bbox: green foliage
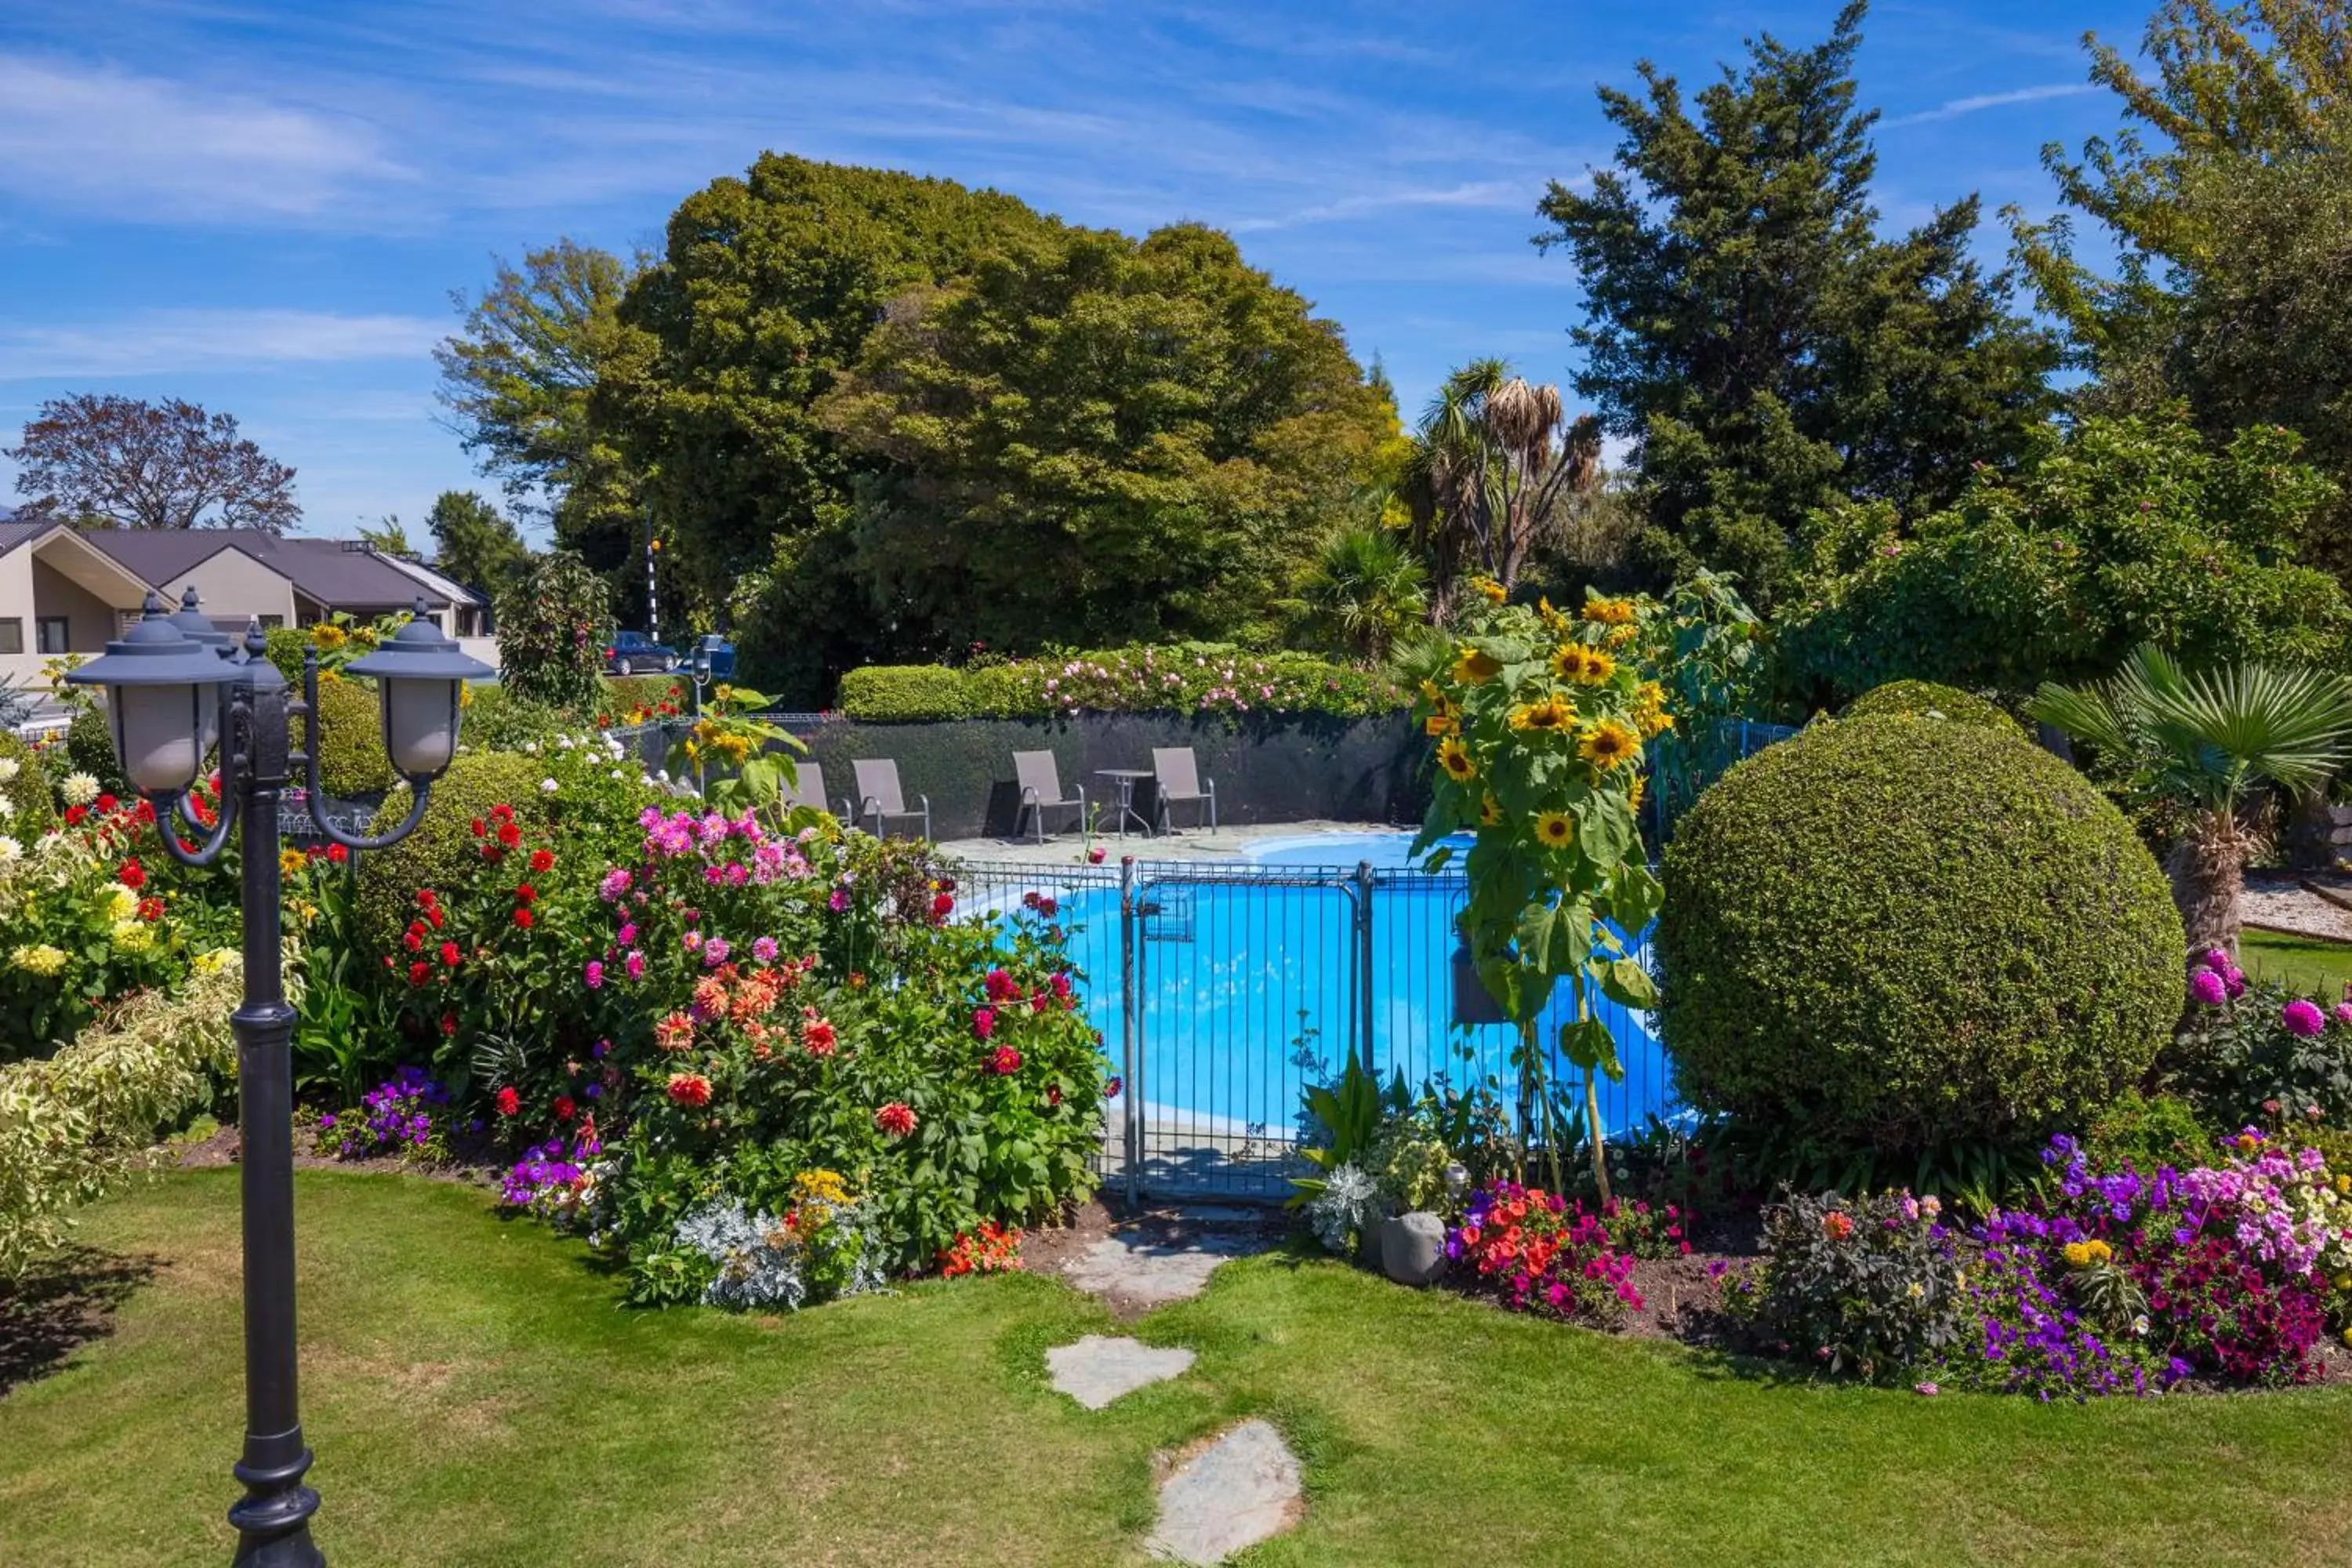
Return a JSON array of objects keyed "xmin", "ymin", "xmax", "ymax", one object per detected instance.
[
  {"xmin": 836, "ymin": 644, "xmax": 1407, "ymax": 723},
  {"xmin": 1290, "ymin": 1058, "xmax": 1394, "ymax": 1209},
  {"xmin": 456, "ymin": 684, "xmax": 572, "ymax": 752},
  {"xmin": 818, "ymin": 222, "xmax": 1391, "ymax": 654},
  {"xmin": 357, "ymin": 750, "xmax": 554, "ymax": 950},
  {"xmin": 1842, "ymin": 680, "xmax": 2021, "ymax": 737},
  {"xmin": 0, "ymin": 954, "xmax": 239, "ymax": 1277},
  {"xmin": 670, "ymin": 685, "xmax": 804, "ymax": 812},
  {"xmin": 0, "ymin": 731, "xmax": 57, "ymax": 839},
  {"xmin": 1534, "ymin": 2, "xmax": 2057, "ymax": 604},
  {"xmin": 598, "ymin": 673, "xmax": 684, "ymax": 722},
  {"xmin": 2083, "ymin": 1091, "xmax": 2212, "ymax": 1175},
  {"xmin": 2171, "ymin": 974, "xmax": 2352, "ymax": 1131},
  {"xmin": 298, "ymin": 676, "xmax": 395, "ymax": 800},
  {"xmin": 1659, "ymin": 714, "xmax": 2183, "ymax": 1157},
  {"xmin": 495, "ymin": 550, "xmax": 612, "ymax": 711},
  {"xmin": 1287, "ymin": 525, "xmax": 1427, "ymax": 663},
  {"xmin": 63, "ymin": 704, "xmax": 120, "ymax": 793},
  {"xmin": 1781, "ymin": 414, "xmax": 2350, "ymax": 702},
  {"xmin": 425, "ymin": 490, "xmax": 531, "ymax": 599}
]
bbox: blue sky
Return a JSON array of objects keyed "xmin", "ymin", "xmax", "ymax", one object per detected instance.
[{"xmin": 1, "ymin": 0, "xmax": 2148, "ymax": 544}]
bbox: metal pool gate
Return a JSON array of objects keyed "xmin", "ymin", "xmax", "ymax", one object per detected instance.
[{"xmin": 956, "ymin": 856, "xmax": 1676, "ymax": 1202}]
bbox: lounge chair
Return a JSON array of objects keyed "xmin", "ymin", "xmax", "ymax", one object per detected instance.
[
  {"xmin": 1152, "ymin": 747, "xmax": 1217, "ymax": 833},
  {"xmin": 760, "ymin": 762, "xmax": 847, "ymax": 833},
  {"xmin": 1012, "ymin": 750, "xmax": 1087, "ymax": 843},
  {"xmin": 851, "ymin": 758, "xmax": 931, "ymax": 840}
]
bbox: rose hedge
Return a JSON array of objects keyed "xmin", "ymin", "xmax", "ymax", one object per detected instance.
[
  {"xmin": 838, "ymin": 642, "xmax": 1407, "ymax": 722},
  {"xmin": 1659, "ymin": 713, "xmax": 2182, "ymax": 1153}
]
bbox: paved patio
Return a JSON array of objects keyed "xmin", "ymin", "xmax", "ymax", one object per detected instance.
[{"xmin": 937, "ymin": 818, "xmax": 1403, "ymax": 865}]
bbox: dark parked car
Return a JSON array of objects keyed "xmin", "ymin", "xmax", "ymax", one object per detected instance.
[
  {"xmin": 603, "ymin": 630, "xmax": 678, "ymax": 676},
  {"xmin": 693, "ymin": 633, "xmax": 736, "ymax": 681}
]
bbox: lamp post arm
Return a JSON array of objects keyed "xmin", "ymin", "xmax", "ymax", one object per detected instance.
[
  {"xmin": 298, "ymin": 650, "xmax": 434, "ymax": 851},
  {"xmin": 305, "ymin": 779, "xmax": 429, "ymax": 852},
  {"xmin": 150, "ymin": 688, "xmax": 247, "ymax": 869}
]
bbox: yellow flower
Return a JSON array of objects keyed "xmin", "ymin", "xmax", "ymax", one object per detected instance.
[
  {"xmin": 289, "ymin": 898, "xmax": 318, "ymax": 925},
  {"xmin": 111, "ymin": 920, "xmax": 152, "ymax": 953},
  {"xmin": 1534, "ymin": 811, "xmax": 1574, "ymax": 849},
  {"xmin": 1425, "ymin": 713, "xmax": 1457, "ymax": 738},
  {"xmin": 715, "ymin": 683, "xmax": 734, "ymax": 703},
  {"xmin": 1419, "ymin": 678, "xmax": 1444, "ymax": 704},
  {"xmin": 1507, "ymin": 695, "xmax": 1575, "ymax": 733},
  {"xmin": 11, "ymin": 943, "xmax": 66, "ymax": 976},
  {"xmin": 1436, "ymin": 737, "xmax": 1475, "ymax": 782},
  {"xmin": 107, "ymin": 886, "xmax": 138, "ymax": 923},
  {"xmin": 683, "ymin": 740, "xmax": 701, "ymax": 760},
  {"xmin": 1536, "ymin": 597, "xmax": 1570, "ymax": 632},
  {"xmin": 318, "ymin": 666, "xmax": 342, "ymax": 684},
  {"xmin": 1569, "ymin": 648, "xmax": 1617, "ymax": 686},
  {"xmin": 1578, "ymin": 720, "xmax": 1640, "ymax": 771},
  {"xmin": 1471, "ymin": 577, "xmax": 1508, "ymax": 604},
  {"xmin": 1479, "ymin": 793, "xmax": 1502, "ymax": 827},
  {"xmin": 2062, "ymin": 1241, "xmax": 2091, "ymax": 1269},
  {"xmin": 794, "ymin": 1168, "xmax": 851, "ymax": 1205},
  {"xmin": 1604, "ymin": 624, "xmax": 1639, "ymax": 650},
  {"xmin": 280, "ymin": 849, "xmax": 308, "ymax": 879},
  {"xmin": 311, "ymin": 623, "xmax": 347, "ymax": 651},
  {"xmin": 1583, "ymin": 596, "xmax": 1637, "ymax": 626},
  {"xmin": 459, "ymin": 683, "xmax": 474, "ymax": 709},
  {"xmin": 1451, "ymin": 647, "xmax": 1502, "ymax": 684},
  {"xmin": 1628, "ymin": 773, "xmax": 1646, "ymax": 811}
]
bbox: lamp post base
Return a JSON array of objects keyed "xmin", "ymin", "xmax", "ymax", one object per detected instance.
[{"xmin": 229, "ymin": 1445, "xmax": 323, "ymax": 1566}]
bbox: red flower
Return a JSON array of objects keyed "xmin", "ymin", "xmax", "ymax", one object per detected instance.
[
  {"xmin": 491, "ymin": 803, "xmax": 514, "ymax": 822},
  {"xmin": 989, "ymin": 1045, "xmax": 1022, "ymax": 1076},
  {"xmin": 403, "ymin": 930, "xmax": 423, "ymax": 953},
  {"xmin": 875, "ymin": 1102, "xmax": 917, "ymax": 1138},
  {"xmin": 96, "ymin": 793, "xmax": 117, "ymax": 813},
  {"xmin": 418, "ymin": 887, "xmax": 438, "ymax": 908},
  {"xmin": 327, "ymin": 843, "xmax": 348, "ymax": 864},
  {"xmin": 553, "ymin": 1095, "xmax": 576, "ymax": 1122},
  {"xmin": 931, "ymin": 892, "xmax": 954, "ymax": 920},
  {"xmin": 495, "ymin": 1086, "xmax": 521, "ymax": 1116},
  {"xmin": 427, "ymin": 907, "xmax": 445, "ymax": 928},
  {"xmin": 137, "ymin": 897, "xmax": 164, "ymax": 920},
  {"xmin": 497, "ymin": 821, "xmax": 521, "ymax": 848},
  {"xmin": 470, "ymin": 818, "xmax": 487, "ymax": 838},
  {"xmin": 972, "ymin": 1007, "xmax": 996, "ymax": 1040},
  {"xmin": 64, "ymin": 805, "xmax": 85, "ymax": 826},
  {"xmin": 439, "ymin": 941, "xmax": 462, "ymax": 967},
  {"xmin": 116, "ymin": 861, "xmax": 145, "ymax": 892},
  {"xmin": 513, "ymin": 908, "xmax": 534, "ymax": 929},
  {"xmin": 408, "ymin": 960, "xmax": 430, "ymax": 986},
  {"xmin": 1047, "ymin": 1083, "xmax": 1062, "ymax": 1106},
  {"xmin": 529, "ymin": 848, "xmax": 555, "ymax": 873},
  {"xmin": 984, "ymin": 967, "xmax": 1018, "ymax": 1001},
  {"xmin": 440, "ymin": 1013, "xmax": 458, "ymax": 1036},
  {"xmin": 666, "ymin": 1072, "xmax": 713, "ymax": 1108},
  {"xmin": 804, "ymin": 1018, "xmax": 838, "ymax": 1056},
  {"xmin": 132, "ymin": 800, "xmax": 156, "ymax": 825},
  {"xmin": 514, "ymin": 883, "xmax": 537, "ymax": 903}
]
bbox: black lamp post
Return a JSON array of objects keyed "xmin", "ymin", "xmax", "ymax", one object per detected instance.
[{"xmin": 67, "ymin": 593, "xmax": 489, "ymax": 1566}]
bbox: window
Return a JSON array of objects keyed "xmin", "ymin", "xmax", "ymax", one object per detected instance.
[
  {"xmin": 35, "ymin": 617, "xmax": 67, "ymax": 655},
  {"xmin": 257, "ymin": 615, "xmax": 285, "ymax": 630},
  {"xmin": 0, "ymin": 619, "xmax": 22, "ymax": 655}
]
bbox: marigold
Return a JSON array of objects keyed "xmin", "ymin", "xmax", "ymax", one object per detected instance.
[
  {"xmin": 1534, "ymin": 811, "xmax": 1575, "ymax": 849},
  {"xmin": 1436, "ymin": 737, "xmax": 1475, "ymax": 782}
]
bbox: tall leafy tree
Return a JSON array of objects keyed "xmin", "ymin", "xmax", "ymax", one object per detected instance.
[
  {"xmin": 1534, "ymin": 1, "xmax": 2057, "ymax": 604},
  {"xmin": 6, "ymin": 394, "xmax": 299, "ymax": 532},
  {"xmin": 425, "ymin": 490, "xmax": 531, "ymax": 599},
  {"xmin": 356, "ymin": 516, "xmax": 414, "ymax": 555},
  {"xmin": 1287, "ymin": 525, "xmax": 1428, "ymax": 664},
  {"xmin": 2011, "ymin": 0, "xmax": 2352, "ymax": 568},
  {"xmin": 434, "ymin": 240, "xmax": 648, "ymax": 607},
  {"xmin": 816, "ymin": 223, "xmax": 1391, "ymax": 656}
]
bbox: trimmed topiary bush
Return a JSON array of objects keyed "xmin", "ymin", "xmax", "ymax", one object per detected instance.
[
  {"xmin": 358, "ymin": 751, "xmax": 552, "ymax": 949},
  {"xmin": 298, "ymin": 676, "xmax": 395, "ymax": 800},
  {"xmin": 1842, "ymin": 679, "xmax": 2024, "ymax": 738},
  {"xmin": 64, "ymin": 703, "xmax": 121, "ymax": 793},
  {"xmin": 458, "ymin": 685, "xmax": 571, "ymax": 752},
  {"xmin": 0, "ymin": 730, "xmax": 57, "ymax": 839},
  {"xmin": 837, "ymin": 665, "xmax": 973, "ymax": 722},
  {"xmin": 1658, "ymin": 713, "xmax": 2182, "ymax": 1156}
]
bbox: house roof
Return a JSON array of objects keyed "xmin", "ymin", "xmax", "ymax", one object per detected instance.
[
  {"xmin": 0, "ymin": 519, "xmax": 53, "ymax": 556},
  {"xmin": 366, "ymin": 550, "xmax": 489, "ymax": 608},
  {"xmin": 76, "ymin": 529, "xmax": 448, "ymax": 612}
]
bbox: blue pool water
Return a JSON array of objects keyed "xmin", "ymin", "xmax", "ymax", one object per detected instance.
[{"xmin": 976, "ymin": 832, "xmax": 1673, "ymax": 1142}]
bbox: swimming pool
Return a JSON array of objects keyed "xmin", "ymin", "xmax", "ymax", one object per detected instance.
[{"xmin": 967, "ymin": 831, "xmax": 1674, "ymax": 1167}]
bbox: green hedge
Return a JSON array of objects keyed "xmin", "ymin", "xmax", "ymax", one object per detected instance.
[
  {"xmin": 837, "ymin": 644, "xmax": 1407, "ymax": 723},
  {"xmin": 358, "ymin": 751, "xmax": 555, "ymax": 949},
  {"xmin": 0, "ymin": 730, "xmax": 56, "ymax": 838},
  {"xmin": 1842, "ymin": 679, "xmax": 2024, "ymax": 738},
  {"xmin": 299, "ymin": 676, "xmax": 396, "ymax": 800},
  {"xmin": 1658, "ymin": 713, "xmax": 2182, "ymax": 1156}
]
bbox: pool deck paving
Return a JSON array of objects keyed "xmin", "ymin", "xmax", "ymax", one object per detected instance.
[{"xmin": 939, "ymin": 819, "xmax": 1406, "ymax": 866}]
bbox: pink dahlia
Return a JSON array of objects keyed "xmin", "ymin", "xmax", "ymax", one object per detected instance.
[{"xmin": 2283, "ymin": 998, "xmax": 2327, "ymax": 1038}]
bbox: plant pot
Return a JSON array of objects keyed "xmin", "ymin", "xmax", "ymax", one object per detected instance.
[{"xmin": 1381, "ymin": 1211, "xmax": 1447, "ymax": 1286}]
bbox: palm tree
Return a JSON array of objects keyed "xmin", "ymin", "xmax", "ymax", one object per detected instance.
[
  {"xmin": 2027, "ymin": 645, "xmax": 2352, "ymax": 955},
  {"xmin": 1293, "ymin": 527, "xmax": 1428, "ymax": 662},
  {"xmin": 1399, "ymin": 359, "xmax": 1602, "ymax": 620}
]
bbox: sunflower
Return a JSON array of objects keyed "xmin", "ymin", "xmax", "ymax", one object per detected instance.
[
  {"xmin": 1549, "ymin": 644, "xmax": 1590, "ymax": 681},
  {"xmin": 1419, "ymin": 678, "xmax": 1445, "ymax": 704},
  {"xmin": 278, "ymin": 848, "xmax": 307, "ymax": 879},
  {"xmin": 1632, "ymin": 681, "xmax": 1675, "ymax": 738},
  {"xmin": 1571, "ymin": 648, "xmax": 1617, "ymax": 686},
  {"xmin": 1472, "ymin": 576, "xmax": 1508, "ymax": 604},
  {"xmin": 1479, "ymin": 793, "xmax": 1503, "ymax": 827},
  {"xmin": 1508, "ymin": 695, "xmax": 1575, "ymax": 733},
  {"xmin": 1536, "ymin": 597, "xmax": 1570, "ymax": 632},
  {"xmin": 1437, "ymin": 737, "xmax": 1476, "ymax": 782},
  {"xmin": 1452, "ymin": 647, "xmax": 1503, "ymax": 684},
  {"xmin": 1579, "ymin": 719, "xmax": 1640, "ymax": 770},
  {"xmin": 1583, "ymin": 597, "xmax": 1637, "ymax": 626},
  {"xmin": 1628, "ymin": 773, "xmax": 1646, "ymax": 811},
  {"xmin": 1425, "ymin": 711, "xmax": 1457, "ymax": 738},
  {"xmin": 1534, "ymin": 810, "xmax": 1575, "ymax": 849},
  {"xmin": 1604, "ymin": 623, "xmax": 1639, "ymax": 650}
]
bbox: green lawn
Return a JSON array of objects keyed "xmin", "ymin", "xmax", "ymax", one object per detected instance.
[
  {"xmin": 2241, "ymin": 927, "xmax": 2352, "ymax": 999},
  {"xmin": 6, "ymin": 1172, "xmax": 2352, "ymax": 1566}
]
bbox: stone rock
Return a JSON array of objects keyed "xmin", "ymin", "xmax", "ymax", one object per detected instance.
[
  {"xmin": 1147, "ymin": 1419, "xmax": 1303, "ymax": 1564},
  {"xmin": 1381, "ymin": 1211, "xmax": 1447, "ymax": 1285},
  {"xmin": 1062, "ymin": 1230, "xmax": 1265, "ymax": 1311},
  {"xmin": 1045, "ymin": 1334, "xmax": 1196, "ymax": 1410}
]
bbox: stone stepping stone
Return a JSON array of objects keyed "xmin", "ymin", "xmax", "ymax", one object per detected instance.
[
  {"xmin": 1062, "ymin": 1231, "xmax": 1265, "ymax": 1312},
  {"xmin": 1045, "ymin": 1334, "xmax": 1196, "ymax": 1410},
  {"xmin": 1146, "ymin": 1418, "xmax": 1304, "ymax": 1565}
]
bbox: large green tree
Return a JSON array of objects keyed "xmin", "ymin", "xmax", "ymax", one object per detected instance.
[
  {"xmin": 425, "ymin": 490, "xmax": 531, "ymax": 600},
  {"xmin": 1534, "ymin": 1, "xmax": 2057, "ymax": 605},
  {"xmin": 2012, "ymin": 1, "xmax": 2352, "ymax": 569},
  {"xmin": 1778, "ymin": 412, "xmax": 2351, "ymax": 704},
  {"xmin": 816, "ymin": 223, "xmax": 1389, "ymax": 655}
]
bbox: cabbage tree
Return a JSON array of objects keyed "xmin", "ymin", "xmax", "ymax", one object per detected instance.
[{"xmin": 2027, "ymin": 645, "xmax": 2352, "ymax": 955}]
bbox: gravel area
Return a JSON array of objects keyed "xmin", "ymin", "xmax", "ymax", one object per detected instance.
[{"xmin": 2243, "ymin": 871, "xmax": 2352, "ymax": 942}]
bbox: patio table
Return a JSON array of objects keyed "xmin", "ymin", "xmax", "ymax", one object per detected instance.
[{"xmin": 1094, "ymin": 769, "xmax": 1156, "ymax": 837}]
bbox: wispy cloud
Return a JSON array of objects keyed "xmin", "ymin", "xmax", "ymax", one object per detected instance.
[
  {"xmin": 1881, "ymin": 82, "xmax": 2099, "ymax": 129},
  {"xmin": 0, "ymin": 310, "xmax": 445, "ymax": 379},
  {"xmin": 1229, "ymin": 180, "xmax": 1531, "ymax": 233},
  {"xmin": 0, "ymin": 54, "xmax": 419, "ymax": 223}
]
